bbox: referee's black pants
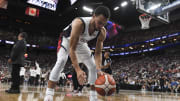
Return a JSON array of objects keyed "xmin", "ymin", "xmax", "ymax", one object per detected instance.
[{"xmin": 11, "ymin": 64, "xmax": 21, "ymax": 90}]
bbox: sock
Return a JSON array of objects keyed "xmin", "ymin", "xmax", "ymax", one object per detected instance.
[
  {"xmin": 45, "ymin": 88, "xmax": 55, "ymax": 96},
  {"xmin": 89, "ymin": 90, "xmax": 97, "ymax": 101}
]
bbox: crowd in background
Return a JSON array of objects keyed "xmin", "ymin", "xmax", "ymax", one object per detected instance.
[
  {"xmin": 112, "ymin": 52, "xmax": 180, "ymax": 93},
  {"xmin": 103, "ymin": 19, "xmax": 180, "ymax": 47},
  {"xmin": 0, "ymin": 50, "xmax": 72, "ymax": 88},
  {"xmin": 0, "ymin": 29, "xmax": 58, "ymax": 47}
]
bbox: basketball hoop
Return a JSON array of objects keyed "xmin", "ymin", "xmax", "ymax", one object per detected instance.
[{"xmin": 139, "ymin": 13, "xmax": 152, "ymax": 30}]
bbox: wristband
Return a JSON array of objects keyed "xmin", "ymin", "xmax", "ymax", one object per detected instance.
[{"xmin": 96, "ymin": 69, "xmax": 101, "ymax": 73}]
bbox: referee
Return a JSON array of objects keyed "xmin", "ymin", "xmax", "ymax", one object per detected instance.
[
  {"xmin": 101, "ymin": 52, "xmax": 112, "ymax": 75},
  {"xmin": 5, "ymin": 32, "xmax": 27, "ymax": 94}
]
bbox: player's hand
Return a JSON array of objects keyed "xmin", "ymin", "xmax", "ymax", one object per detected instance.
[
  {"xmin": 8, "ymin": 59, "xmax": 12, "ymax": 63},
  {"xmin": 97, "ymin": 69, "xmax": 106, "ymax": 77},
  {"xmin": 76, "ymin": 68, "xmax": 87, "ymax": 85}
]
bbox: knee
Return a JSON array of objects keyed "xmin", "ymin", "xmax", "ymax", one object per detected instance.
[
  {"xmin": 49, "ymin": 60, "xmax": 66, "ymax": 82},
  {"xmin": 49, "ymin": 72, "xmax": 60, "ymax": 82}
]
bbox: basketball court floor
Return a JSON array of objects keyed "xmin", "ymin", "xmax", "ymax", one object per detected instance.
[{"xmin": 0, "ymin": 83, "xmax": 180, "ymax": 101}]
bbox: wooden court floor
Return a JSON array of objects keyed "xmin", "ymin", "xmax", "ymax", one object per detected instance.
[{"xmin": 0, "ymin": 83, "xmax": 180, "ymax": 101}]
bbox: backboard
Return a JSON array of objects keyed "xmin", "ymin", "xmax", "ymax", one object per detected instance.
[{"xmin": 136, "ymin": 0, "xmax": 170, "ymax": 24}]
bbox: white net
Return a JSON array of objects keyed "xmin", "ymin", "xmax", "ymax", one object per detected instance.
[{"xmin": 139, "ymin": 14, "xmax": 152, "ymax": 29}]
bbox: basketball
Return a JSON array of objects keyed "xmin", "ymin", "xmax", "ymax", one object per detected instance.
[{"xmin": 95, "ymin": 74, "xmax": 116, "ymax": 96}]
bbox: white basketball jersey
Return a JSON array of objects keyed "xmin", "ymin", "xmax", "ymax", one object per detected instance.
[
  {"xmin": 63, "ymin": 17, "xmax": 100, "ymax": 44},
  {"xmin": 78, "ymin": 17, "xmax": 100, "ymax": 44}
]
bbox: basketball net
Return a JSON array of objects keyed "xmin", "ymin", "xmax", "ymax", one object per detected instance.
[{"xmin": 139, "ymin": 13, "xmax": 152, "ymax": 30}]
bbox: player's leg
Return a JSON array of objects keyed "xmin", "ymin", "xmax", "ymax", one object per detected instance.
[
  {"xmin": 83, "ymin": 57, "xmax": 98, "ymax": 101},
  {"xmin": 76, "ymin": 43, "xmax": 98, "ymax": 100},
  {"xmin": 44, "ymin": 47, "xmax": 68, "ymax": 101},
  {"xmin": 76, "ymin": 43, "xmax": 97, "ymax": 85}
]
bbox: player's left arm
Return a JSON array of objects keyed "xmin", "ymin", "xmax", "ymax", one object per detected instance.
[{"xmin": 95, "ymin": 27, "xmax": 106, "ymax": 71}]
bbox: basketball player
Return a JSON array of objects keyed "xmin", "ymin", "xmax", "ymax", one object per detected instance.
[
  {"xmin": 44, "ymin": 6, "xmax": 111, "ymax": 101},
  {"xmin": 101, "ymin": 51, "xmax": 112, "ymax": 75}
]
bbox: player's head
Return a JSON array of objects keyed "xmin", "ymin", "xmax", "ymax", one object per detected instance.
[
  {"xmin": 93, "ymin": 6, "xmax": 111, "ymax": 30},
  {"xmin": 18, "ymin": 32, "xmax": 27, "ymax": 40},
  {"xmin": 104, "ymin": 51, "xmax": 110, "ymax": 58}
]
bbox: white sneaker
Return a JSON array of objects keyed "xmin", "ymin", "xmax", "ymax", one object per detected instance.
[
  {"xmin": 44, "ymin": 94, "xmax": 53, "ymax": 101},
  {"xmin": 78, "ymin": 91, "xmax": 82, "ymax": 96}
]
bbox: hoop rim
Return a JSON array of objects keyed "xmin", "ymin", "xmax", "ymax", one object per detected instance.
[
  {"xmin": 139, "ymin": 13, "xmax": 152, "ymax": 20},
  {"xmin": 139, "ymin": 13, "xmax": 152, "ymax": 29},
  {"xmin": 140, "ymin": 13, "xmax": 147, "ymax": 17}
]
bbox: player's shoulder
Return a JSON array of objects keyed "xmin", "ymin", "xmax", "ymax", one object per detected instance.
[
  {"xmin": 72, "ymin": 17, "xmax": 84, "ymax": 26},
  {"xmin": 100, "ymin": 27, "xmax": 106, "ymax": 34},
  {"xmin": 99, "ymin": 27, "xmax": 106, "ymax": 39}
]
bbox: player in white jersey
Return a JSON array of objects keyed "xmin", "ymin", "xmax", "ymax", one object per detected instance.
[{"xmin": 44, "ymin": 6, "xmax": 111, "ymax": 101}]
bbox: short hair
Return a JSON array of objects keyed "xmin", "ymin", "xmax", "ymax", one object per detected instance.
[
  {"xmin": 19, "ymin": 32, "xmax": 27, "ymax": 39},
  {"xmin": 94, "ymin": 6, "xmax": 111, "ymax": 19}
]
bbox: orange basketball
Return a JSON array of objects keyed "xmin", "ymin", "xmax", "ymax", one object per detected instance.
[{"xmin": 95, "ymin": 74, "xmax": 116, "ymax": 96}]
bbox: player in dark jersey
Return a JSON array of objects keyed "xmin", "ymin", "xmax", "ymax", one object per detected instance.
[{"xmin": 101, "ymin": 52, "xmax": 112, "ymax": 75}]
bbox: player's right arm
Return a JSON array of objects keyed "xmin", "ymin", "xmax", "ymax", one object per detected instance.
[{"xmin": 69, "ymin": 18, "xmax": 86, "ymax": 85}]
